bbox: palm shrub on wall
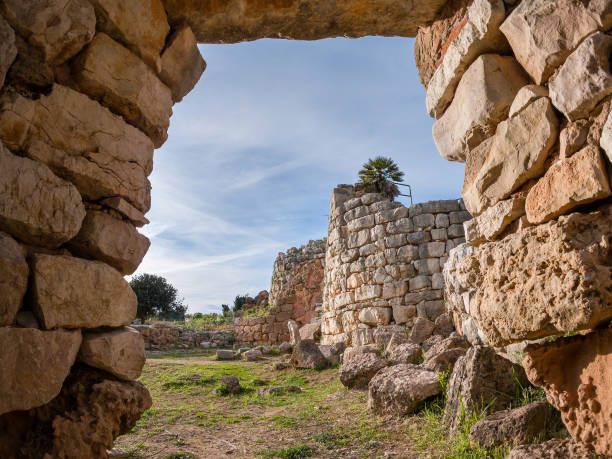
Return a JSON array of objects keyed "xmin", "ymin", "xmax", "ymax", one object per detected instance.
[{"xmin": 359, "ymin": 156, "xmax": 404, "ymax": 199}]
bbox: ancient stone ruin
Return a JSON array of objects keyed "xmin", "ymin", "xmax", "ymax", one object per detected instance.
[
  {"xmin": 1, "ymin": 0, "xmax": 612, "ymax": 456},
  {"xmin": 235, "ymin": 239, "xmax": 325, "ymax": 345}
]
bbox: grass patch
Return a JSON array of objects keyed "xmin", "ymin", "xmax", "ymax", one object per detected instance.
[
  {"xmin": 163, "ymin": 453, "xmax": 195, "ymax": 459},
  {"xmin": 257, "ymin": 444, "xmax": 316, "ymax": 458}
]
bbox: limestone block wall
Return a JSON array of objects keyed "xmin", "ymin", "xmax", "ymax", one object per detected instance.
[
  {"xmin": 417, "ymin": 0, "xmax": 612, "ymax": 454},
  {"xmin": 0, "ymin": 1, "xmax": 205, "ymax": 456},
  {"xmin": 235, "ymin": 239, "xmax": 326, "ymax": 345},
  {"xmin": 133, "ymin": 324, "xmax": 235, "ymax": 349},
  {"xmin": 321, "ymin": 185, "xmax": 469, "ymax": 347}
]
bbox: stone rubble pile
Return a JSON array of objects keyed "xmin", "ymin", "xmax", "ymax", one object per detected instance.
[{"xmin": 0, "ymin": 0, "xmax": 205, "ymax": 455}]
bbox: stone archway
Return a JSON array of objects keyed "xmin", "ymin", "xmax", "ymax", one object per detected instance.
[{"xmin": 1, "ymin": 0, "xmax": 612, "ymax": 456}]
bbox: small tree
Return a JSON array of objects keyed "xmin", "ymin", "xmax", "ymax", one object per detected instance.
[
  {"xmin": 358, "ymin": 156, "xmax": 404, "ymax": 198},
  {"xmin": 129, "ymin": 273, "xmax": 188, "ymax": 322},
  {"xmin": 233, "ymin": 294, "xmax": 250, "ymax": 313}
]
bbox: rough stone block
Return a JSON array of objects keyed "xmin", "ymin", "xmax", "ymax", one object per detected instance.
[
  {"xmin": 100, "ymin": 197, "xmax": 149, "ymax": 227},
  {"xmin": 406, "ymin": 231, "xmax": 430, "ymax": 245},
  {"xmin": 500, "ymin": 0, "xmax": 612, "ymax": 84},
  {"xmin": 386, "ymin": 217, "xmax": 413, "ymax": 234},
  {"xmin": 392, "ymin": 304, "xmax": 416, "ymax": 325},
  {"xmin": 430, "ymin": 228, "xmax": 447, "ymax": 241},
  {"xmin": 355, "ymin": 285, "xmax": 381, "ymax": 302},
  {"xmin": 526, "ymin": 146, "xmax": 611, "ymax": 224},
  {"xmin": 549, "ymin": 32, "xmax": 612, "ymax": 121},
  {"xmin": 414, "ymin": 258, "xmax": 441, "ymax": 275},
  {"xmin": 73, "ymin": 33, "xmax": 173, "ymax": 147},
  {"xmin": 78, "ymin": 327, "xmax": 145, "ymax": 381},
  {"xmin": 411, "ymin": 317, "xmax": 435, "ymax": 344},
  {"xmin": 464, "ymin": 197, "xmax": 525, "ymax": 246},
  {"xmin": 339, "ymin": 353, "xmax": 389, "ymax": 389},
  {"xmin": 508, "ymin": 85, "xmax": 549, "ymax": 118},
  {"xmin": 382, "ymin": 280, "xmax": 408, "ymax": 299},
  {"xmin": 435, "ymin": 213, "xmax": 450, "ymax": 228},
  {"xmin": 0, "ymin": 16, "xmax": 17, "ymax": 89},
  {"xmin": 358, "ymin": 307, "xmax": 391, "ymax": 326},
  {"xmin": 0, "ymin": 84, "xmax": 154, "ymax": 213},
  {"xmin": 0, "ymin": 141, "xmax": 85, "ymax": 247},
  {"xmin": 433, "ymin": 54, "xmax": 529, "ymax": 162},
  {"xmin": 348, "ymin": 214, "xmax": 375, "ymax": 232},
  {"xmin": 426, "ymin": 0, "xmax": 509, "ymax": 118},
  {"xmin": 31, "ymin": 254, "xmax": 137, "ymax": 329},
  {"xmin": 409, "ymin": 275, "xmax": 431, "ymax": 292},
  {"xmin": 0, "ymin": 328, "xmax": 81, "ymax": 415},
  {"xmin": 384, "ymin": 234, "xmax": 406, "ymax": 248},
  {"xmin": 89, "ymin": 0, "xmax": 169, "ymax": 71},
  {"xmin": 413, "ymin": 213, "xmax": 435, "ymax": 229},
  {"xmin": 417, "ymin": 300, "xmax": 445, "ymax": 321},
  {"xmin": 0, "ymin": 232, "xmax": 28, "ymax": 326},
  {"xmin": 463, "ymin": 97, "xmax": 558, "ymax": 216},
  {"xmin": 419, "ymin": 241, "xmax": 446, "ymax": 259},
  {"xmin": 0, "ymin": 0, "xmax": 95, "ymax": 64},
  {"xmin": 68, "ymin": 210, "xmax": 150, "ymax": 275}
]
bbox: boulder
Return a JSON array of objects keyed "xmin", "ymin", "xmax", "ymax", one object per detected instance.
[
  {"xmin": 216, "ymin": 350, "xmax": 234, "ymax": 360},
  {"xmin": 426, "ymin": 0, "xmax": 509, "ymax": 118},
  {"xmin": 422, "ymin": 334, "xmax": 469, "ymax": 372},
  {"xmin": 549, "ymin": 32, "xmax": 612, "ymax": 121},
  {"xmin": 30, "ymin": 254, "xmax": 137, "ymax": 329},
  {"xmin": 291, "ymin": 339, "xmax": 328, "ymax": 369},
  {"xmin": 88, "ymin": 0, "xmax": 169, "ymax": 71},
  {"xmin": 526, "ymin": 146, "xmax": 611, "ymax": 224},
  {"xmin": 257, "ymin": 385, "xmax": 302, "ymax": 397},
  {"xmin": 0, "ymin": 84, "xmax": 154, "ymax": 213},
  {"xmin": 0, "ymin": 366, "xmax": 151, "ymax": 458},
  {"xmin": 410, "ymin": 317, "xmax": 435, "ymax": 344},
  {"xmin": 464, "ymin": 197, "xmax": 525, "ymax": 246},
  {"xmin": 78, "ymin": 327, "xmax": 145, "ymax": 381},
  {"xmin": 298, "ymin": 322, "xmax": 321, "ymax": 342},
  {"xmin": 433, "ymin": 313, "xmax": 455, "ymax": 337},
  {"xmin": 469, "ymin": 402, "xmax": 558, "ymax": 448},
  {"xmin": 0, "ymin": 16, "xmax": 17, "ymax": 89},
  {"xmin": 432, "ymin": 54, "xmax": 529, "ymax": 162},
  {"xmin": 444, "ymin": 346, "xmax": 529, "ymax": 431},
  {"xmin": 339, "ymin": 353, "xmax": 389, "ymax": 389},
  {"xmin": 273, "ymin": 362, "xmax": 289, "ymax": 371},
  {"xmin": 244, "ymin": 349, "xmax": 262, "ymax": 361},
  {"xmin": 508, "ymin": 85, "xmax": 549, "ymax": 118},
  {"xmin": 506, "ymin": 438, "xmax": 596, "ymax": 459},
  {"xmin": 0, "ymin": 232, "xmax": 28, "ymax": 326},
  {"xmin": 387, "ymin": 343, "xmax": 422, "ymax": 365},
  {"xmin": 0, "ymin": 0, "xmax": 95, "ymax": 64},
  {"xmin": 343, "ymin": 345, "xmax": 380, "ymax": 363},
  {"xmin": 0, "ymin": 142, "xmax": 85, "ymax": 248},
  {"xmin": 561, "ymin": 120, "xmax": 589, "ymax": 159},
  {"xmin": 99, "ymin": 197, "xmax": 149, "ymax": 227},
  {"xmin": 499, "ymin": 0, "xmax": 612, "ymax": 84},
  {"xmin": 453, "ymin": 207, "xmax": 612, "ymax": 346},
  {"xmin": 523, "ymin": 328, "xmax": 612, "ymax": 456},
  {"xmin": 221, "ymin": 375, "xmax": 241, "ymax": 394},
  {"xmin": 68, "ymin": 211, "xmax": 150, "ymax": 275},
  {"xmin": 278, "ymin": 342, "xmax": 292, "ymax": 354},
  {"xmin": 463, "ymin": 97, "xmax": 558, "ymax": 216},
  {"xmin": 384, "ymin": 332, "xmax": 412, "ymax": 354},
  {"xmin": 368, "ymin": 364, "xmax": 440, "ymax": 416},
  {"xmin": 320, "ymin": 342, "xmax": 345, "ymax": 365},
  {"xmin": 0, "ymin": 328, "xmax": 82, "ymax": 415},
  {"xmin": 72, "ymin": 33, "xmax": 173, "ymax": 147},
  {"xmin": 160, "ymin": 25, "xmax": 206, "ymax": 102}
]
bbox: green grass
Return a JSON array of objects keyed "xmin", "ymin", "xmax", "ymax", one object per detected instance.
[{"xmin": 257, "ymin": 444, "xmax": 316, "ymax": 458}]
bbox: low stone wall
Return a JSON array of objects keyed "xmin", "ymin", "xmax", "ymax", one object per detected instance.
[
  {"xmin": 132, "ymin": 324, "xmax": 234, "ymax": 349},
  {"xmin": 321, "ymin": 186, "xmax": 469, "ymax": 347},
  {"xmin": 235, "ymin": 240, "xmax": 326, "ymax": 345}
]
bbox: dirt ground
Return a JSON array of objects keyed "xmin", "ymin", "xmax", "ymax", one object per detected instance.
[{"xmin": 113, "ymin": 348, "xmax": 505, "ymax": 459}]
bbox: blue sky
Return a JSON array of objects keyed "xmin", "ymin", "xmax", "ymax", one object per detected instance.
[{"xmin": 134, "ymin": 36, "xmax": 465, "ymax": 314}]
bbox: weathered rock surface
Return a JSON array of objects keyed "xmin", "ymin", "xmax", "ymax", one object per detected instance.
[
  {"xmin": 523, "ymin": 328, "xmax": 612, "ymax": 456},
  {"xmin": 0, "ymin": 327, "xmax": 81, "ymax": 415},
  {"xmin": 0, "ymin": 141, "xmax": 85, "ymax": 247},
  {"xmin": 469, "ymin": 402, "xmax": 558, "ymax": 448},
  {"xmin": 444, "ymin": 346, "xmax": 528, "ymax": 431},
  {"xmin": 426, "ymin": 0, "xmax": 508, "ymax": 118},
  {"xmin": 31, "ymin": 254, "xmax": 137, "ymax": 329},
  {"xmin": 0, "ymin": 16, "xmax": 17, "ymax": 89},
  {"xmin": 339, "ymin": 352, "xmax": 389, "ymax": 389},
  {"xmin": 500, "ymin": 0, "xmax": 612, "ymax": 84},
  {"xmin": 368, "ymin": 364, "xmax": 440, "ymax": 416},
  {"xmin": 410, "ymin": 317, "xmax": 435, "ymax": 344},
  {"xmin": 100, "ymin": 197, "xmax": 149, "ymax": 227},
  {"xmin": 0, "ymin": 84, "xmax": 154, "ymax": 213},
  {"xmin": 164, "ymin": 0, "xmax": 448, "ymax": 43},
  {"xmin": 526, "ymin": 146, "xmax": 611, "ymax": 225},
  {"xmin": 73, "ymin": 33, "xmax": 173, "ymax": 147},
  {"xmin": 358, "ymin": 307, "xmax": 392, "ymax": 326},
  {"xmin": 0, "ymin": 232, "xmax": 28, "ymax": 326},
  {"xmin": 0, "ymin": 366, "xmax": 151, "ymax": 458},
  {"xmin": 319, "ymin": 342, "xmax": 344, "ymax": 365},
  {"xmin": 423, "ymin": 334, "xmax": 469, "ymax": 372},
  {"xmin": 299, "ymin": 322, "xmax": 321, "ymax": 341},
  {"xmin": 561, "ymin": 119, "xmax": 590, "ymax": 159},
  {"xmin": 387, "ymin": 343, "xmax": 422, "ymax": 365},
  {"xmin": 88, "ymin": 0, "xmax": 169, "ymax": 71},
  {"xmin": 217, "ymin": 349, "xmax": 235, "ymax": 360},
  {"xmin": 464, "ymin": 197, "xmax": 525, "ymax": 246},
  {"xmin": 433, "ymin": 54, "xmax": 529, "ymax": 162},
  {"xmin": 160, "ymin": 25, "xmax": 206, "ymax": 102},
  {"xmin": 343, "ymin": 345, "xmax": 380, "ymax": 363},
  {"xmin": 245, "ymin": 349, "xmax": 262, "ymax": 361},
  {"xmin": 549, "ymin": 32, "xmax": 612, "ymax": 121},
  {"xmin": 68, "ymin": 210, "xmax": 150, "ymax": 275},
  {"xmin": 0, "ymin": 0, "xmax": 95, "ymax": 65},
  {"xmin": 507, "ymin": 438, "xmax": 596, "ymax": 459},
  {"xmin": 291, "ymin": 339, "xmax": 328, "ymax": 369},
  {"xmin": 78, "ymin": 327, "xmax": 146, "ymax": 381},
  {"xmin": 221, "ymin": 375, "xmax": 241, "ymax": 394},
  {"xmin": 463, "ymin": 97, "xmax": 558, "ymax": 216},
  {"xmin": 508, "ymin": 85, "xmax": 549, "ymax": 118},
  {"xmin": 454, "ymin": 207, "xmax": 612, "ymax": 346}
]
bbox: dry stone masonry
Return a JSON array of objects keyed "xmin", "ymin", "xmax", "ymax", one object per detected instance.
[
  {"xmin": 321, "ymin": 184, "xmax": 469, "ymax": 349},
  {"xmin": 5, "ymin": 0, "xmax": 612, "ymax": 455},
  {"xmin": 235, "ymin": 239, "xmax": 326, "ymax": 345}
]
